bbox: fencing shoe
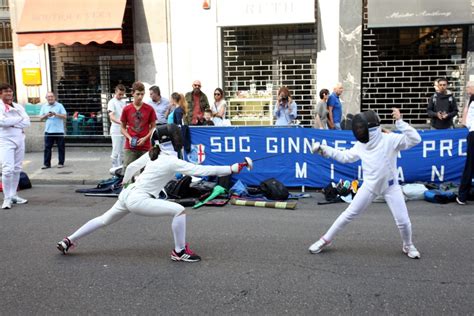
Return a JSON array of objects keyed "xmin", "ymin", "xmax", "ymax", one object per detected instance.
[
  {"xmin": 2, "ymin": 199, "xmax": 12, "ymax": 209},
  {"xmin": 402, "ymin": 244, "xmax": 421, "ymax": 259},
  {"xmin": 171, "ymin": 244, "xmax": 201, "ymax": 262},
  {"xmin": 309, "ymin": 237, "xmax": 331, "ymax": 254},
  {"xmin": 12, "ymin": 196, "xmax": 28, "ymax": 204},
  {"xmin": 57, "ymin": 237, "xmax": 75, "ymax": 255}
]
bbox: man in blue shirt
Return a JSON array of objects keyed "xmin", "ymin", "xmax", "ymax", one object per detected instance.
[
  {"xmin": 39, "ymin": 92, "xmax": 67, "ymax": 169},
  {"xmin": 327, "ymin": 83, "xmax": 344, "ymax": 130},
  {"xmin": 147, "ymin": 85, "xmax": 170, "ymax": 125}
]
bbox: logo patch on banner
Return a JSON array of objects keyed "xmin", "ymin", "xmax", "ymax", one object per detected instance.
[{"xmin": 187, "ymin": 144, "xmax": 206, "ymax": 164}]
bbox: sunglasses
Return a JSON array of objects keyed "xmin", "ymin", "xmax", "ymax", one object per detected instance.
[
  {"xmin": 193, "ymin": 84, "xmax": 201, "ymax": 88},
  {"xmin": 214, "ymin": 93, "xmax": 221, "ymax": 96}
]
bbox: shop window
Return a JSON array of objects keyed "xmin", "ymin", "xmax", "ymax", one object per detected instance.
[
  {"xmin": 0, "ymin": 21, "xmax": 12, "ymax": 49},
  {"xmin": 222, "ymin": 24, "xmax": 318, "ymax": 126}
]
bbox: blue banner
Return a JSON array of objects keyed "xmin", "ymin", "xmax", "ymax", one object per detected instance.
[{"xmin": 186, "ymin": 126, "xmax": 468, "ymax": 187}]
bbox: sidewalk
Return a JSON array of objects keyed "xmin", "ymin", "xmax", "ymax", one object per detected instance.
[{"xmin": 22, "ymin": 147, "xmax": 113, "ymax": 185}]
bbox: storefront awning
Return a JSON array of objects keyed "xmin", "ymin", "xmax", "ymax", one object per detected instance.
[
  {"xmin": 368, "ymin": 0, "xmax": 473, "ymax": 28},
  {"xmin": 16, "ymin": 0, "xmax": 127, "ymax": 46}
]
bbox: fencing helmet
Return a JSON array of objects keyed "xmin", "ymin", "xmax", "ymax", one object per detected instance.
[
  {"xmin": 151, "ymin": 124, "xmax": 183, "ymax": 154},
  {"xmin": 352, "ymin": 110, "xmax": 381, "ymax": 143}
]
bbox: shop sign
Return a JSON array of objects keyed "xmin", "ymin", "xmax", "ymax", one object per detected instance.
[
  {"xmin": 368, "ymin": 0, "xmax": 473, "ymax": 28},
  {"xmin": 217, "ymin": 0, "xmax": 315, "ymax": 27},
  {"xmin": 22, "ymin": 68, "xmax": 42, "ymax": 86}
]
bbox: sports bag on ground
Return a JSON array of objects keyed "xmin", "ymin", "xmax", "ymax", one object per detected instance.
[
  {"xmin": 424, "ymin": 189, "xmax": 456, "ymax": 204},
  {"xmin": 164, "ymin": 175, "xmax": 192, "ymax": 199},
  {"xmin": 259, "ymin": 178, "xmax": 289, "ymax": 200}
]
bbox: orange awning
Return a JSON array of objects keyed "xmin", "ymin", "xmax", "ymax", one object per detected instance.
[{"xmin": 16, "ymin": 0, "xmax": 127, "ymax": 46}]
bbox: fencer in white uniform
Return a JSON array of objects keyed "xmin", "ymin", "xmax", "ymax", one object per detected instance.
[
  {"xmin": 0, "ymin": 84, "xmax": 31, "ymax": 209},
  {"xmin": 57, "ymin": 124, "xmax": 250, "ymax": 262},
  {"xmin": 309, "ymin": 108, "xmax": 422, "ymax": 259}
]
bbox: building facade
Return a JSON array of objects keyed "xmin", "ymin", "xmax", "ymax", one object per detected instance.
[{"xmin": 8, "ymin": 0, "xmax": 474, "ymax": 146}]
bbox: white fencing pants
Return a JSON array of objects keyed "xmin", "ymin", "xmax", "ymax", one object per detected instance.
[
  {"xmin": 110, "ymin": 135, "xmax": 125, "ymax": 168},
  {"xmin": 67, "ymin": 188, "xmax": 186, "ymax": 250},
  {"xmin": 0, "ymin": 138, "xmax": 24, "ymax": 200},
  {"xmin": 322, "ymin": 184, "xmax": 413, "ymax": 247}
]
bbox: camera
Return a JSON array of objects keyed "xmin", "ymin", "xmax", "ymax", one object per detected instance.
[{"xmin": 281, "ymin": 96, "xmax": 288, "ymax": 102}]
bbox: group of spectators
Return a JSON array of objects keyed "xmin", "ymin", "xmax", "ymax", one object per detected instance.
[
  {"xmin": 314, "ymin": 78, "xmax": 463, "ymax": 131},
  {"xmin": 107, "ymin": 80, "xmax": 230, "ymax": 173}
]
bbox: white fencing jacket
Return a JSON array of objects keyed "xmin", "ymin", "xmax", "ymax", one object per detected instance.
[
  {"xmin": 320, "ymin": 120, "xmax": 421, "ymax": 195},
  {"xmin": 123, "ymin": 151, "xmax": 232, "ymax": 199},
  {"xmin": 0, "ymin": 102, "xmax": 31, "ymax": 146}
]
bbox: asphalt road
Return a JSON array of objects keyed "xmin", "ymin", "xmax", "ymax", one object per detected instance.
[{"xmin": 0, "ymin": 185, "xmax": 473, "ymax": 315}]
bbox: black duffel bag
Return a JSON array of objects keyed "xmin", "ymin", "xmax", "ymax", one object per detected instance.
[{"xmin": 260, "ymin": 178, "xmax": 289, "ymax": 200}]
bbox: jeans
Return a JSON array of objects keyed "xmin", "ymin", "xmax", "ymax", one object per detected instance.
[
  {"xmin": 458, "ymin": 131, "xmax": 474, "ymax": 202},
  {"xmin": 44, "ymin": 133, "xmax": 65, "ymax": 166}
]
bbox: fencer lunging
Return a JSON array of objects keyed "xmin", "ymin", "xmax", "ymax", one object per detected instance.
[
  {"xmin": 309, "ymin": 108, "xmax": 422, "ymax": 259},
  {"xmin": 0, "ymin": 83, "xmax": 31, "ymax": 209},
  {"xmin": 57, "ymin": 124, "xmax": 250, "ymax": 262}
]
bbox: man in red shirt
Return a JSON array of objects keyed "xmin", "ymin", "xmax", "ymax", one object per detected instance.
[
  {"xmin": 121, "ymin": 81, "xmax": 156, "ymax": 173},
  {"xmin": 185, "ymin": 80, "xmax": 210, "ymax": 125}
]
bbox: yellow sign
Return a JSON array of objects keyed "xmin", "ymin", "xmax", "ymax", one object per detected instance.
[{"xmin": 22, "ymin": 68, "xmax": 42, "ymax": 86}]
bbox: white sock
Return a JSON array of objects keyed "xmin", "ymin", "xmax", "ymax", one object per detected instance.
[
  {"xmin": 172, "ymin": 214, "xmax": 186, "ymax": 253},
  {"xmin": 11, "ymin": 171, "xmax": 20, "ymax": 198},
  {"xmin": 2, "ymin": 172, "xmax": 13, "ymax": 199},
  {"xmin": 399, "ymin": 222, "xmax": 413, "ymax": 247},
  {"xmin": 68, "ymin": 217, "xmax": 106, "ymax": 242}
]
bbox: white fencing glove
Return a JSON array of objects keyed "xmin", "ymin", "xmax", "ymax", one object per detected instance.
[
  {"xmin": 231, "ymin": 162, "xmax": 247, "ymax": 174},
  {"xmin": 311, "ymin": 142, "xmax": 322, "ymax": 154},
  {"xmin": 231, "ymin": 157, "xmax": 253, "ymax": 174}
]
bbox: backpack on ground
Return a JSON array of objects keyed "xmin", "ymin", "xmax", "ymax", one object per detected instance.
[
  {"xmin": 19, "ymin": 172, "xmax": 32, "ymax": 190},
  {"xmin": 164, "ymin": 175, "xmax": 192, "ymax": 199},
  {"xmin": 322, "ymin": 182, "xmax": 339, "ymax": 201},
  {"xmin": 259, "ymin": 178, "xmax": 289, "ymax": 200}
]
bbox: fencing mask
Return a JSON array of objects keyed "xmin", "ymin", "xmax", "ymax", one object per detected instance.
[
  {"xmin": 151, "ymin": 124, "xmax": 183, "ymax": 154},
  {"xmin": 352, "ymin": 110, "xmax": 381, "ymax": 143}
]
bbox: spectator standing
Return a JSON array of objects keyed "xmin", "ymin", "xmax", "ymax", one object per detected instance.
[
  {"xmin": 185, "ymin": 80, "xmax": 210, "ymax": 125},
  {"xmin": 120, "ymin": 81, "xmax": 156, "ymax": 173},
  {"xmin": 107, "ymin": 84, "xmax": 127, "ymax": 168},
  {"xmin": 327, "ymin": 83, "xmax": 344, "ymax": 130},
  {"xmin": 0, "ymin": 83, "xmax": 30, "ymax": 209},
  {"xmin": 211, "ymin": 88, "xmax": 227, "ymax": 126},
  {"xmin": 148, "ymin": 85, "xmax": 170, "ymax": 125},
  {"xmin": 169, "ymin": 92, "xmax": 191, "ymax": 156},
  {"xmin": 274, "ymin": 86, "xmax": 297, "ymax": 126},
  {"xmin": 39, "ymin": 92, "xmax": 67, "ymax": 169},
  {"xmin": 456, "ymin": 81, "xmax": 474, "ymax": 205},
  {"xmin": 314, "ymin": 88, "xmax": 330, "ymax": 129},
  {"xmin": 427, "ymin": 78, "xmax": 458, "ymax": 129}
]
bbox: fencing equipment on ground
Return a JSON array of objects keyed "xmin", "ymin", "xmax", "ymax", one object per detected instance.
[
  {"xmin": 0, "ymin": 102, "xmax": 30, "ymax": 200},
  {"xmin": 318, "ymin": 119, "xmax": 421, "ymax": 247}
]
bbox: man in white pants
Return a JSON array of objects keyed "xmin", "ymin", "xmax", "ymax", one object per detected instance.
[
  {"xmin": 107, "ymin": 84, "xmax": 127, "ymax": 168},
  {"xmin": 57, "ymin": 124, "xmax": 251, "ymax": 262},
  {"xmin": 0, "ymin": 83, "xmax": 31, "ymax": 209},
  {"xmin": 309, "ymin": 108, "xmax": 422, "ymax": 259}
]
